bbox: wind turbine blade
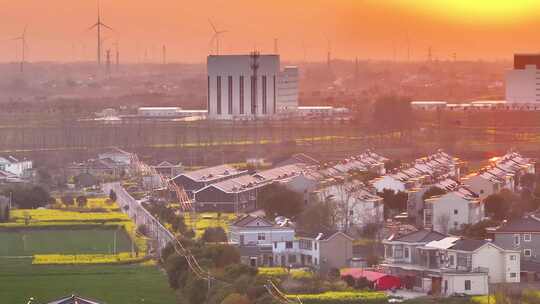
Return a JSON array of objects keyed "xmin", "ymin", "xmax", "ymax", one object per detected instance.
[
  {"xmin": 218, "ymin": 30, "xmax": 228, "ymax": 34},
  {"xmin": 208, "ymin": 19, "xmax": 218, "ymax": 33},
  {"xmin": 101, "ymin": 22, "xmax": 114, "ymax": 31},
  {"xmin": 87, "ymin": 23, "xmax": 99, "ymax": 31}
]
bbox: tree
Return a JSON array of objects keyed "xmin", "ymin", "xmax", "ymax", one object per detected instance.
[
  {"xmin": 258, "ymin": 183, "xmax": 304, "ymax": 219},
  {"xmin": 61, "ymin": 195, "xmax": 75, "ymax": 206},
  {"xmin": 423, "ymin": 186, "xmax": 446, "ymax": 201},
  {"xmin": 109, "ymin": 189, "xmax": 117, "ymax": 202},
  {"xmin": 485, "ymin": 190, "xmax": 518, "ymax": 220},
  {"xmin": 3, "ymin": 185, "xmax": 53, "ymax": 209},
  {"xmin": 378, "ymin": 189, "xmax": 408, "ymax": 218},
  {"xmin": 460, "ymin": 219, "xmax": 500, "ymax": 239},
  {"xmin": 384, "ymin": 159, "xmax": 402, "ymax": 172},
  {"xmin": 76, "ymin": 195, "xmax": 88, "ymax": 208},
  {"xmin": 297, "ymin": 202, "xmax": 333, "ymax": 234},
  {"xmin": 221, "ymin": 293, "xmax": 250, "ymax": 304},
  {"xmin": 372, "ymin": 95, "xmax": 414, "ymax": 132},
  {"xmin": 520, "ymin": 173, "xmax": 537, "ymax": 191},
  {"xmin": 202, "ymin": 227, "xmax": 228, "ymax": 243}
]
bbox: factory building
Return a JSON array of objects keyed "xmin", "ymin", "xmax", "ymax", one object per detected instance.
[
  {"xmin": 207, "ymin": 54, "xmax": 280, "ymax": 120},
  {"xmin": 276, "ymin": 66, "xmax": 299, "ymax": 112},
  {"xmin": 506, "ymin": 54, "xmax": 540, "ymax": 103}
]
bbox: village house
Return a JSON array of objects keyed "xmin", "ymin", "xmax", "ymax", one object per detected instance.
[
  {"xmin": 407, "ymin": 178, "xmax": 460, "ymax": 226},
  {"xmin": 172, "ymin": 164, "xmax": 246, "ymax": 198},
  {"xmin": 492, "ymin": 213, "xmax": 540, "ymax": 262},
  {"xmin": 229, "ymin": 215, "xmax": 295, "ymax": 267},
  {"xmin": 0, "ymin": 155, "xmax": 33, "ymax": 178},
  {"xmin": 423, "ymin": 186, "xmax": 484, "ymax": 234},
  {"xmin": 66, "ymin": 158, "xmax": 128, "ymax": 181},
  {"xmin": 193, "ymin": 164, "xmax": 306, "ymax": 212},
  {"xmin": 464, "ymin": 152, "xmax": 535, "ymax": 200},
  {"xmin": 315, "ymin": 181, "xmax": 384, "ymax": 232},
  {"xmin": 382, "ymin": 230, "xmax": 520, "ymax": 296},
  {"xmin": 273, "ymin": 230, "xmax": 354, "ymax": 273},
  {"xmin": 152, "ymin": 161, "xmax": 184, "ymax": 177},
  {"xmin": 373, "ymin": 150, "xmax": 459, "ymax": 193},
  {"xmin": 97, "ymin": 147, "xmax": 134, "ymax": 166}
]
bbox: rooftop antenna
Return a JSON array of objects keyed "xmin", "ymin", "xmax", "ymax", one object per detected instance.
[
  {"xmin": 208, "ymin": 19, "xmax": 227, "ymax": 55},
  {"xmin": 87, "ymin": 0, "xmax": 113, "ymax": 65},
  {"xmin": 12, "ymin": 25, "xmax": 28, "ymax": 73}
]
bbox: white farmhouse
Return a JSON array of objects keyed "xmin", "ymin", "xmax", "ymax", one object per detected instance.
[{"xmin": 424, "ymin": 186, "xmax": 484, "ymax": 234}]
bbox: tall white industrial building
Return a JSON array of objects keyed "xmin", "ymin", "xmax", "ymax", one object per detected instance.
[
  {"xmin": 506, "ymin": 54, "xmax": 540, "ymax": 103},
  {"xmin": 276, "ymin": 66, "xmax": 299, "ymax": 112},
  {"xmin": 207, "ymin": 54, "xmax": 279, "ymax": 119}
]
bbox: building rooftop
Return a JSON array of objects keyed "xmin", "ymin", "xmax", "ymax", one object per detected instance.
[
  {"xmin": 178, "ymin": 164, "xmax": 245, "ymax": 183},
  {"xmin": 494, "ymin": 215, "xmax": 540, "ymax": 233},
  {"xmin": 388, "ymin": 229, "xmax": 447, "ymax": 243},
  {"xmin": 448, "ymin": 239, "xmax": 489, "ymax": 252}
]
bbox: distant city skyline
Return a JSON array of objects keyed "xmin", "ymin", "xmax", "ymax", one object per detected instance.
[{"xmin": 1, "ymin": 0, "xmax": 540, "ymax": 63}]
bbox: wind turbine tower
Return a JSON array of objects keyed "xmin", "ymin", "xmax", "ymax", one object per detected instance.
[
  {"xmin": 209, "ymin": 19, "xmax": 227, "ymax": 55},
  {"xmin": 88, "ymin": 1, "xmax": 113, "ymax": 65},
  {"xmin": 12, "ymin": 26, "xmax": 28, "ymax": 73},
  {"xmin": 162, "ymin": 45, "xmax": 167, "ymax": 65},
  {"xmin": 273, "ymin": 38, "xmax": 278, "ymax": 54}
]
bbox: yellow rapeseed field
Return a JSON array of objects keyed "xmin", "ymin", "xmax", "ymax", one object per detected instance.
[{"xmin": 33, "ymin": 252, "xmax": 144, "ymax": 265}]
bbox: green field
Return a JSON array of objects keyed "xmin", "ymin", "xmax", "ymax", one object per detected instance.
[
  {"xmin": 0, "ymin": 259, "xmax": 176, "ymax": 304},
  {"xmin": 0, "ymin": 228, "xmax": 132, "ymax": 256}
]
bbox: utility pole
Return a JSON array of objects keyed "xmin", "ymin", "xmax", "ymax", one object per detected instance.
[
  {"xmin": 106, "ymin": 49, "xmax": 111, "ymax": 74},
  {"xmin": 162, "ymin": 45, "xmax": 167, "ymax": 65}
]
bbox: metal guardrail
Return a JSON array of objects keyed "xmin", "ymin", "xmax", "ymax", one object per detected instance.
[{"xmin": 102, "ymin": 182, "xmax": 175, "ymax": 256}]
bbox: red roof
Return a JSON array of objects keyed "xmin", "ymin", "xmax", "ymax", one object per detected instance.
[{"xmin": 341, "ymin": 269, "xmax": 387, "ymax": 281}]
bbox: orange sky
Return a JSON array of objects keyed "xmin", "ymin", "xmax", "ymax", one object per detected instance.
[{"xmin": 1, "ymin": 0, "xmax": 540, "ymax": 63}]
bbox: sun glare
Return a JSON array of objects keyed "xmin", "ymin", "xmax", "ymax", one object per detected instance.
[{"xmin": 397, "ymin": 0, "xmax": 540, "ymax": 24}]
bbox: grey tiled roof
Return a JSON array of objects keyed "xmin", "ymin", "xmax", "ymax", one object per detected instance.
[
  {"xmin": 392, "ymin": 229, "xmax": 447, "ymax": 243},
  {"xmin": 495, "ymin": 216, "xmax": 540, "ymax": 233},
  {"xmin": 448, "ymin": 239, "xmax": 488, "ymax": 252}
]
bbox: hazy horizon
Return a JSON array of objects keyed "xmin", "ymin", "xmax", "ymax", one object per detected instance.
[{"xmin": 1, "ymin": 0, "xmax": 540, "ymax": 63}]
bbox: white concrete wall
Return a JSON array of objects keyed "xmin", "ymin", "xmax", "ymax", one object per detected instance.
[
  {"xmin": 432, "ymin": 192, "xmax": 478, "ymax": 233},
  {"xmin": 443, "ymin": 273, "xmax": 488, "ymax": 296},
  {"xmin": 230, "ymin": 227, "xmax": 295, "ymax": 246},
  {"xmin": 207, "ymin": 55, "xmax": 279, "ymax": 119},
  {"xmin": 506, "ymin": 66, "xmax": 540, "ymax": 103}
]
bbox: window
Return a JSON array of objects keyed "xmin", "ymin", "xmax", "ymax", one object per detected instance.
[
  {"xmin": 510, "ymin": 273, "xmax": 517, "ymax": 278},
  {"xmin": 216, "ymin": 76, "xmax": 222, "ymax": 115},
  {"xmin": 349, "ymin": 210, "xmax": 354, "ymax": 216},
  {"xmin": 262, "ymin": 75, "xmax": 267, "ymax": 114},
  {"xmin": 314, "ymin": 242, "xmax": 317, "ymax": 250},
  {"xmin": 510, "ymin": 255, "xmax": 516, "ymax": 261},
  {"xmin": 394, "ymin": 245, "xmax": 403, "ymax": 259},
  {"xmin": 299, "ymin": 239, "xmax": 313, "ymax": 250},
  {"xmin": 524, "ymin": 249, "xmax": 532, "ymax": 257},
  {"xmin": 258, "ymin": 233, "xmax": 266, "ymax": 241},
  {"xmin": 464, "ymin": 280, "xmax": 471, "ymax": 291},
  {"xmin": 454, "ymin": 209, "xmax": 458, "ymax": 215},
  {"xmin": 285, "ymin": 241, "xmax": 293, "ymax": 249},
  {"xmin": 239, "ymin": 76, "xmax": 244, "ymax": 114},
  {"xmin": 314, "ymin": 258, "xmax": 318, "ymax": 265},
  {"xmin": 524, "ymin": 233, "xmax": 532, "ymax": 242},
  {"xmin": 449, "ymin": 255, "xmax": 455, "ymax": 266},
  {"xmin": 385, "ymin": 245, "xmax": 393, "ymax": 258},
  {"xmin": 228, "ymin": 75, "xmax": 233, "ymax": 115},
  {"xmin": 404, "ymin": 247, "xmax": 410, "ymax": 259},
  {"xmin": 274, "ymin": 242, "xmax": 277, "ymax": 249},
  {"xmin": 514, "ymin": 234, "xmax": 520, "ymax": 246},
  {"xmin": 288, "ymin": 254, "xmax": 296, "ymax": 264}
]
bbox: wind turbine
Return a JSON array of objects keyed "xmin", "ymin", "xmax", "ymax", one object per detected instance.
[
  {"xmin": 87, "ymin": 1, "xmax": 113, "ymax": 65},
  {"xmin": 12, "ymin": 25, "xmax": 28, "ymax": 73},
  {"xmin": 208, "ymin": 19, "xmax": 227, "ymax": 55}
]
